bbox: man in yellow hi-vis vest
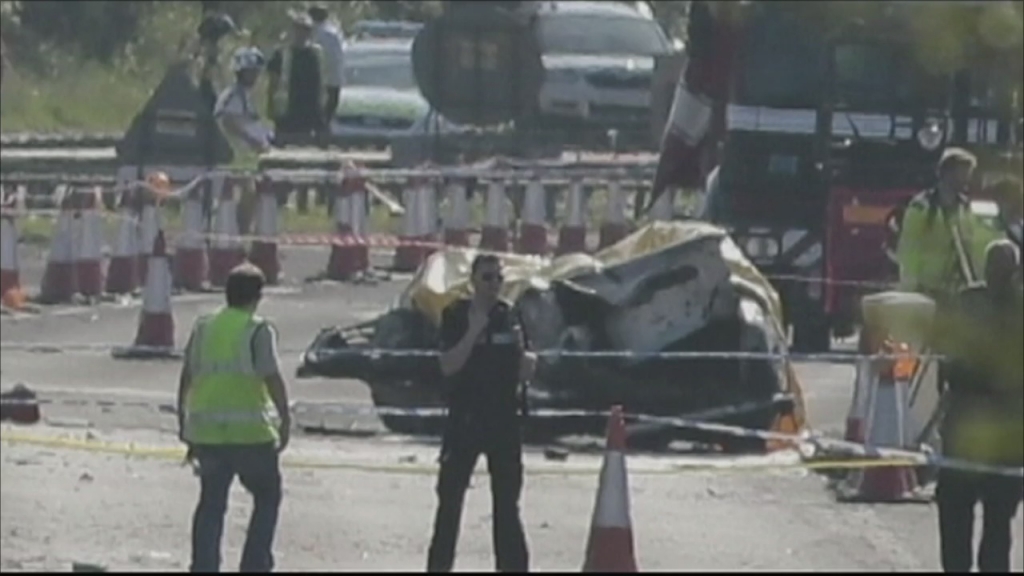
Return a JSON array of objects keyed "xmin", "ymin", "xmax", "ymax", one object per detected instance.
[
  {"xmin": 177, "ymin": 263, "xmax": 292, "ymax": 572},
  {"xmin": 266, "ymin": 11, "xmax": 327, "ymax": 145},
  {"xmin": 897, "ymin": 148, "xmax": 1001, "ymax": 303}
]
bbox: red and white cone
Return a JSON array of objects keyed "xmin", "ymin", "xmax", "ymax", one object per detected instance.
[
  {"xmin": 135, "ymin": 191, "xmax": 162, "ymax": 286},
  {"xmin": 112, "ymin": 230, "xmax": 178, "ymax": 359},
  {"xmin": 173, "ymin": 182, "xmax": 208, "ymax": 292},
  {"xmin": 599, "ymin": 180, "xmax": 629, "ymax": 250},
  {"xmin": 74, "ymin": 187, "xmax": 106, "ymax": 298},
  {"xmin": 208, "ymin": 176, "xmax": 247, "ymax": 288},
  {"xmin": 557, "ymin": 180, "xmax": 588, "ymax": 255},
  {"xmin": 583, "ymin": 405, "xmax": 638, "ymax": 572},
  {"xmin": 518, "ymin": 179, "xmax": 548, "ymax": 255},
  {"xmin": 442, "ymin": 179, "xmax": 471, "ymax": 247},
  {"xmin": 393, "ymin": 178, "xmax": 437, "ymax": 273},
  {"xmin": 249, "ymin": 177, "xmax": 281, "ymax": 285},
  {"xmin": 837, "ymin": 341, "xmax": 923, "ymax": 503},
  {"xmin": 38, "ymin": 190, "xmax": 78, "ymax": 304},
  {"xmin": 327, "ymin": 170, "xmax": 371, "ymax": 281},
  {"xmin": 1, "ymin": 200, "xmax": 25, "ymax": 309},
  {"xmin": 479, "ymin": 181, "xmax": 510, "ymax": 253},
  {"xmin": 105, "ymin": 186, "xmax": 142, "ymax": 296}
]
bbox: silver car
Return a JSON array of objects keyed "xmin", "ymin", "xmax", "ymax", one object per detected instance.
[
  {"xmin": 330, "ymin": 39, "xmax": 462, "ymax": 149},
  {"xmin": 530, "ymin": 1, "xmax": 677, "ymax": 142}
]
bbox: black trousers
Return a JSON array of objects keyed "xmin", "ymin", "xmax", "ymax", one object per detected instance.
[
  {"xmin": 936, "ymin": 467, "xmax": 1023, "ymax": 573},
  {"xmin": 189, "ymin": 443, "xmax": 283, "ymax": 573},
  {"xmin": 324, "ymin": 86, "xmax": 341, "ymax": 124},
  {"xmin": 427, "ymin": 423, "xmax": 529, "ymax": 572}
]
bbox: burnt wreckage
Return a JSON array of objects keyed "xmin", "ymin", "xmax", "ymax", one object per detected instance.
[{"xmin": 298, "ymin": 221, "xmax": 808, "ymax": 451}]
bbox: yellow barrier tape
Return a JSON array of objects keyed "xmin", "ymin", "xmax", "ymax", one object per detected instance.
[{"xmin": 1, "ymin": 431, "xmax": 921, "ymax": 477}]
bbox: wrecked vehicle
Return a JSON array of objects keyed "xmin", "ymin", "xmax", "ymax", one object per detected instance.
[{"xmin": 298, "ymin": 221, "xmax": 808, "ymax": 451}]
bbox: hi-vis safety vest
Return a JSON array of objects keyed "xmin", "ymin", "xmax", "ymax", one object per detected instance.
[
  {"xmin": 271, "ymin": 42, "xmax": 327, "ymax": 116},
  {"xmin": 184, "ymin": 307, "xmax": 277, "ymax": 445},
  {"xmin": 896, "ymin": 190, "xmax": 1002, "ymax": 299}
]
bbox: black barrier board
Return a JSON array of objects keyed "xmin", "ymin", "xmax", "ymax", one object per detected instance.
[{"xmin": 116, "ymin": 62, "xmax": 234, "ymax": 166}]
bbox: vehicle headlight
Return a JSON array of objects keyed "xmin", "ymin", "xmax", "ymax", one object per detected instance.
[
  {"xmin": 546, "ymin": 68, "xmax": 582, "ymax": 84},
  {"xmin": 917, "ymin": 121, "xmax": 945, "ymax": 151},
  {"xmin": 744, "ymin": 237, "xmax": 779, "ymax": 259}
]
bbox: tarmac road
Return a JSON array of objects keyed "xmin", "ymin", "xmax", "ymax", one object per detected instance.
[{"xmin": 2, "ymin": 244, "xmax": 1022, "ymax": 572}]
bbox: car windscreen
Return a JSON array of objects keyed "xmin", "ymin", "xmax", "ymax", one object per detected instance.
[
  {"xmin": 538, "ymin": 14, "xmax": 670, "ymax": 56},
  {"xmin": 343, "ymin": 52, "xmax": 417, "ymax": 91},
  {"xmin": 833, "ymin": 43, "xmax": 947, "ymax": 113},
  {"xmin": 736, "ymin": 11, "xmax": 824, "ymax": 109}
]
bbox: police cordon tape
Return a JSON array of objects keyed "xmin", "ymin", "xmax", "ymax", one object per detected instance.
[
  {"xmin": 0, "ymin": 342, "xmax": 938, "ymax": 363},
  {"xmin": 2, "ymin": 391, "xmax": 1021, "ymax": 479}
]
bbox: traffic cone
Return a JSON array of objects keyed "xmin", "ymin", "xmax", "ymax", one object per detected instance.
[
  {"xmin": 249, "ymin": 177, "xmax": 281, "ymax": 285},
  {"xmin": 582, "ymin": 405, "xmax": 638, "ymax": 572},
  {"xmin": 599, "ymin": 181, "xmax": 629, "ymax": 250},
  {"xmin": 393, "ymin": 178, "xmax": 437, "ymax": 273},
  {"xmin": 442, "ymin": 179, "xmax": 471, "ymax": 247},
  {"xmin": 556, "ymin": 180, "xmax": 588, "ymax": 255},
  {"xmin": 173, "ymin": 182, "xmax": 208, "ymax": 292},
  {"xmin": 517, "ymin": 179, "xmax": 548, "ymax": 255},
  {"xmin": 135, "ymin": 189, "xmax": 162, "ymax": 286},
  {"xmin": 844, "ymin": 356, "xmax": 871, "ymax": 444},
  {"xmin": 836, "ymin": 342, "xmax": 924, "ymax": 503},
  {"xmin": 38, "ymin": 190, "xmax": 78, "ymax": 304},
  {"xmin": 75, "ymin": 187, "xmax": 106, "ymax": 298},
  {"xmin": 105, "ymin": 188, "xmax": 141, "ymax": 296},
  {"xmin": 112, "ymin": 231, "xmax": 179, "ymax": 360},
  {"xmin": 1, "ymin": 204, "xmax": 25, "ymax": 310},
  {"xmin": 327, "ymin": 169, "xmax": 371, "ymax": 281},
  {"xmin": 208, "ymin": 176, "xmax": 246, "ymax": 288},
  {"xmin": 479, "ymin": 181, "xmax": 510, "ymax": 253}
]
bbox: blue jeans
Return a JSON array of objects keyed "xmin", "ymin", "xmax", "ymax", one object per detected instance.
[{"xmin": 189, "ymin": 443, "xmax": 282, "ymax": 573}]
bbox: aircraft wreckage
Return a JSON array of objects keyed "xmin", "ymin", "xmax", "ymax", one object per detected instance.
[{"xmin": 298, "ymin": 221, "xmax": 808, "ymax": 451}]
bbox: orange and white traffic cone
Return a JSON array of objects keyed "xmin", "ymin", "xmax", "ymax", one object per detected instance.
[
  {"xmin": 393, "ymin": 177, "xmax": 438, "ymax": 273},
  {"xmin": 75, "ymin": 187, "xmax": 106, "ymax": 298},
  {"xmin": 173, "ymin": 180, "xmax": 209, "ymax": 292},
  {"xmin": 105, "ymin": 186, "xmax": 142, "ymax": 296},
  {"xmin": 836, "ymin": 340, "xmax": 924, "ymax": 503},
  {"xmin": 844, "ymin": 356, "xmax": 871, "ymax": 444},
  {"xmin": 327, "ymin": 170, "xmax": 372, "ymax": 281},
  {"xmin": 0, "ymin": 198, "xmax": 26, "ymax": 310},
  {"xmin": 517, "ymin": 179, "xmax": 548, "ymax": 255},
  {"xmin": 442, "ymin": 179, "xmax": 471, "ymax": 247},
  {"xmin": 112, "ymin": 230, "xmax": 178, "ymax": 360},
  {"xmin": 556, "ymin": 180, "xmax": 588, "ymax": 255},
  {"xmin": 208, "ymin": 176, "xmax": 247, "ymax": 289},
  {"xmin": 479, "ymin": 181, "xmax": 510, "ymax": 253},
  {"xmin": 249, "ymin": 176, "xmax": 281, "ymax": 285},
  {"xmin": 599, "ymin": 181, "xmax": 629, "ymax": 250},
  {"xmin": 38, "ymin": 189, "xmax": 78, "ymax": 304},
  {"xmin": 582, "ymin": 405, "xmax": 639, "ymax": 573},
  {"xmin": 135, "ymin": 186, "xmax": 163, "ymax": 287}
]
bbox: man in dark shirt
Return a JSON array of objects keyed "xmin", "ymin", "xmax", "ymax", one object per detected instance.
[
  {"xmin": 266, "ymin": 12, "xmax": 325, "ymax": 145},
  {"xmin": 426, "ymin": 254, "xmax": 536, "ymax": 573},
  {"xmin": 935, "ymin": 239, "xmax": 1024, "ymax": 573}
]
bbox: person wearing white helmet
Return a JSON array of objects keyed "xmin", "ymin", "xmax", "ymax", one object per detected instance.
[{"xmin": 215, "ymin": 46, "xmax": 273, "ymax": 153}]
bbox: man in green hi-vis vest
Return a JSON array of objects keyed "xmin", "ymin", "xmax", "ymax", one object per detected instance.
[{"xmin": 177, "ymin": 262, "xmax": 292, "ymax": 573}]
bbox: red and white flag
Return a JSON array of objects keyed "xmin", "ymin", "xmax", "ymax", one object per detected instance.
[{"xmin": 647, "ymin": 1, "xmax": 739, "ymax": 213}]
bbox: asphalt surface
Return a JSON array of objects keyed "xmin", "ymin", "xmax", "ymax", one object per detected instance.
[{"xmin": 2, "ymin": 242, "xmax": 1022, "ymax": 571}]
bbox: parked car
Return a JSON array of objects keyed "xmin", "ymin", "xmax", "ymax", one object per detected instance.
[
  {"xmin": 351, "ymin": 20, "xmax": 424, "ymax": 41},
  {"xmin": 527, "ymin": 1, "xmax": 678, "ymax": 147},
  {"xmin": 330, "ymin": 38, "xmax": 464, "ymax": 149}
]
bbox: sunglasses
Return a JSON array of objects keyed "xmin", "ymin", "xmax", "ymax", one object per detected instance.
[{"xmin": 479, "ymin": 272, "xmax": 503, "ymax": 283}]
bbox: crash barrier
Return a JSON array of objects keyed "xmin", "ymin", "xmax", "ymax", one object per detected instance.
[
  {"xmin": 1, "ymin": 161, "xmax": 665, "ymax": 294},
  {"xmin": 1, "ymin": 166, "xmax": 902, "ymax": 307}
]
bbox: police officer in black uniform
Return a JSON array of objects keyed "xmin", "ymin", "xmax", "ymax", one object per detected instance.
[
  {"xmin": 935, "ymin": 239, "xmax": 1024, "ymax": 573},
  {"xmin": 426, "ymin": 254, "xmax": 536, "ymax": 573}
]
